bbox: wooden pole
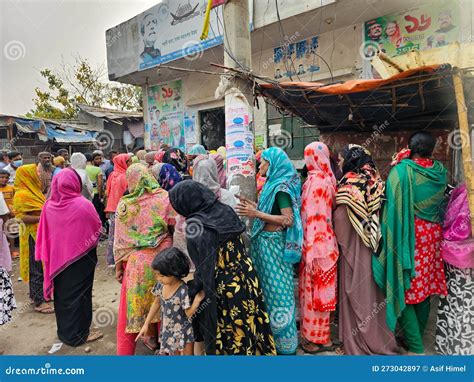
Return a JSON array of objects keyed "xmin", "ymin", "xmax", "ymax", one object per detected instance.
[{"xmin": 452, "ymin": 72, "xmax": 474, "ymax": 235}]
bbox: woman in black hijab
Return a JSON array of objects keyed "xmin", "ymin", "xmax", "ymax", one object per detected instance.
[
  {"xmin": 162, "ymin": 148, "xmax": 189, "ymax": 179},
  {"xmin": 169, "ymin": 180, "xmax": 276, "ymax": 355}
]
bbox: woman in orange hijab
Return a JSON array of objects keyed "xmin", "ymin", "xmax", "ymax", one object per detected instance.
[{"xmin": 105, "ymin": 153, "xmax": 132, "ymax": 266}]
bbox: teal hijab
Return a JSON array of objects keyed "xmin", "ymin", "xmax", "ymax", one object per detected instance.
[
  {"xmin": 188, "ymin": 144, "xmax": 207, "ymax": 155},
  {"xmin": 251, "ymin": 147, "xmax": 303, "ymax": 264}
]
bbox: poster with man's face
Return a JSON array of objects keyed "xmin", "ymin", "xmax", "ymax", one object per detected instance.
[
  {"xmin": 146, "ymin": 79, "xmax": 185, "ymax": 150},
  {"xmin": 138, "ymin": 0, "xmax": 224, "ymax": 70},
  {"xmin": 362, "ymin": 0, "xmax": 460, "ymax": 66}
]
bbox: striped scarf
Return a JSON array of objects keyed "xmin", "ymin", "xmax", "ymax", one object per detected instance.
[{"xmin": 336, "ymin": 163, "xmax": 384, "ymax": 252}]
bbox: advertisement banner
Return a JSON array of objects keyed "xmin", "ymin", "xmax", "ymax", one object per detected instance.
[
  {"xmin": 225, "ymin": 96, "xmax": 254, "ymax": 179},
  {"xmin": 138, "ymin": 0, "xmax": 223, "ymax": 71},
  {"xmin": 362, "ymin": 0, "xmax": 460, "ymax": 78},
  {"xmin": 273, "ymin": 36, "xmax": 320, "ymax": 80},
  {"xmin": 146, "ymin": 79, "xmax": 185, "ymax": 150}
]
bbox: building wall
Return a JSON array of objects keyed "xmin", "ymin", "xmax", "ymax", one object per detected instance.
[{"xmin": 108, "ymin": 0, "xmax": 473, "ymax": 154}]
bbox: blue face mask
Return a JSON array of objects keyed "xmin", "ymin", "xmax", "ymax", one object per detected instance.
[{"xmin": 12, "ymin": 159, "xmax": 23, "ymax": 168}]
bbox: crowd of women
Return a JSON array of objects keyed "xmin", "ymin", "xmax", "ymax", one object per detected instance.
[{"xmin": 0, "ymin": 132, "xmax": 472, "ymax": 356}]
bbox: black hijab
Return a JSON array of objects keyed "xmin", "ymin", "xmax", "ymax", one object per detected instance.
[
  {"xmin": 341, "ymin": 144, "xmax": 376, "ymax": 175},
  {"xmin": 169, "ymin": 180, "xmax": 245, "ymax": 354},
  {"xmin": 163, "ymin": 148, "xmax": 188, "ymax": 175}
]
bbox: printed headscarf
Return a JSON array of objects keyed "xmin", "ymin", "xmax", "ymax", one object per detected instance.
[
  {"xmin": 336, "ymin": 144, "xmax": 385, "ymax": 252},
  {"xmin": 114, "ymin": 164, "xmax": 175, "ymax": 263},
  {"xmin": 301, "ymin": 142, "xmax": 339, "ymax": 274}
]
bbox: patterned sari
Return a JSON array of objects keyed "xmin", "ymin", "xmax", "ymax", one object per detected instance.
[
  {"xmin": 251, "ymin": 147, "xmax": 302, "ymax": 354},
  {"xmin": 13, "ymin": 164, "xmax": 46, "ymax": 281},
  {"xmin": 114, "ymin": 164, "xmax": 176, "ymax": 333},
  {"xmin": 298, "ymin": 142, "xmax": 339, "ymax": 345}
]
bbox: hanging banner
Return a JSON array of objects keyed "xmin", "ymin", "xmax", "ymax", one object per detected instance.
[
  {"xmin": 361, "ymin": 0, "xmax": 460, "ymax": 78},
  {"xmin": 146, "ymin": 79, "xmax": 185, "ymax": 150},
  {"xmin": 273, "ymin": 36, "xmax": 320, "ymax": 80}
]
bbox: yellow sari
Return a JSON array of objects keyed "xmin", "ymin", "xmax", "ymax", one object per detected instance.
[{"xmin": 13, "ymin": 164, "xmax": 46, "ymax": 281}]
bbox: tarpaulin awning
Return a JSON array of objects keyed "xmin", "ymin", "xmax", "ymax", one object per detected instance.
[
  {"xmin": 45, "ymin": 124, "xmax": 98, "ymax": 143},
  {"xmin": 127, "ymin": 121, "xmax": 145, "ymax": 138},
  {"xmin": 257, "ymin": 64, "xmax": 459, "ymax": 131}
]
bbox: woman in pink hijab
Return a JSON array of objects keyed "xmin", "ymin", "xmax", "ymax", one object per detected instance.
[
  {"xmin": 105, "ymin": 153, "xmax": 132, "ymax": 266},
  {"xmin": 35, "ymin": 168, "xmax": 103, "ymax": 346},
  {"xmin": 210, "ymin": 153, "xmax": 227, "ymax": 189}
]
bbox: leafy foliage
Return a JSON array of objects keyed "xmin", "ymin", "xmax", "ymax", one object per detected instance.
[{"xmin": 27, "ymin": 56, "xmax": 142, "ymax": 119}]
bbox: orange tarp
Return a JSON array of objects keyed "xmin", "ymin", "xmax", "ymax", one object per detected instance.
[{"xmin": 260, "ymin": 65, "xmax": 442, "ymax": 95}]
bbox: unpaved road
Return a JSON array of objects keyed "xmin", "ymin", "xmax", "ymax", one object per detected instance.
[
  {"xmin": 0, "ymin": 243, "xmax": 438, "ymax": 355},
  {"xmin": 0, "ymin": 243, "xmax": 152, "ymax": 356}
]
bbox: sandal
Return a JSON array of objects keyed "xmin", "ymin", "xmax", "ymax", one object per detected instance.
[
  {"xmin": 142, "ymin": 336, "xmax": 158, "ymax": 351},
  {"xmin": 301, "ymin": 340, "xmax": 338, "ymax": 354},
  {"xmin": 86, "ymin": 331, "xmax": 103, "ymax": 343},
  {"xmin": 34, "ymin": 303, "xmax": 54, "ymax": 314}
]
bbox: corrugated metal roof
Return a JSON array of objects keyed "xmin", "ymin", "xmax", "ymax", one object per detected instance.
[{"xmin": 77, "ymin": 103, "xmax": 143, "ymax": 120}]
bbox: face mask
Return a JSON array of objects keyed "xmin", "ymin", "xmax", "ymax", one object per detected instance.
[{"xmin": 12, "ymin": 159, "xmax": 23, "ymax": 168}]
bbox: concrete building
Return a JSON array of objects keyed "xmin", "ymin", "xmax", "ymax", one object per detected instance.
[{"xmin": 106, "ymin": 0, "xmax": 473, "ymax": 163}]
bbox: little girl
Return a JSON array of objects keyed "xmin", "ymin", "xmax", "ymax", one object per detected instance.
[{"xmin": 137, "ymin": 247, "xmax": 204, "ymax": 355}]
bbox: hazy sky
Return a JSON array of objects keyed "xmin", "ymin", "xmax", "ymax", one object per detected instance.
[{"xmin": 0, "ymin": 0, "xmax": 158, "ymax": 116}]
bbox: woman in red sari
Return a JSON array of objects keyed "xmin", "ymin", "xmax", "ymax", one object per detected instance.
[{"xmin": 298, "ymin": 142, "xmax": 339, "ymax": 353}]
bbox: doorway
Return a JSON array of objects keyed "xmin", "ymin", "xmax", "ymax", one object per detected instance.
[{"xmin": 199, "ymin": 107, "xmax": 225, "ymax": 151}]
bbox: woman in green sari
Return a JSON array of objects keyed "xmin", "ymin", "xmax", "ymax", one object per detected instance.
[
  {"xmin": 373, "ymin": 131, "xmax": 448, "ymax": 355},
  {"xmin": 236, "ymin": 147, "xmax": 303, "ymax": 355}
]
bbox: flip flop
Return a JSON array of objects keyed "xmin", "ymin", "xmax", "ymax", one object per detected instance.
[
  {"xmin": 86, "ymin": 331, "xmax": 103, "ymax": 343},
  {"xmin": 142, "ymin": 336, "xmax": 158, "ymax": 351},
  {"xmin": 34, "ymin": 305, "xmax": 54, "ymax": 314},
  {"xmin": 301, "ymin": 342, "xmax": 338, "ymax": 354}
]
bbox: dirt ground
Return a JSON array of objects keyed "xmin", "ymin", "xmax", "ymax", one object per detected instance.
[
  {"xmin": 0, "ymin": 243, "xmax": 438, "ymax": 356},
  {"xmin": 0, "ymin": 243, "xmax": 152, "ymax": 356}
]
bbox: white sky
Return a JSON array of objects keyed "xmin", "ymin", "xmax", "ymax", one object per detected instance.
[{"xmin": 0, "ymin": 0, "xmax": 158, "ymax": 116}]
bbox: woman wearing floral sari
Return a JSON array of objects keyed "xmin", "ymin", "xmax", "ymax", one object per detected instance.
[
  {"xmin": 298, "ymin": 142, "xmax": 340, "ymax": 354},
  {"xmin": 114, "ymin": 164, "xmax": 176, "ymax": 355},
  {"xmin": 373, "ymin": 131, "xmax": 448, "ymax": 355},
  {"xmin": 170, "ymin": 180, "xmax": 276, "ymax": 355},
  {"xmin": 236, "ymin": 147, "xmax": 303, "ymax": 355},
  {"xmin": 13, "ymin": 164, "xmax": 51, "ymax": 314}
]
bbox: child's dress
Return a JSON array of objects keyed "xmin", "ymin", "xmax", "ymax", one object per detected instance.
[
  {"xmin": 0, "ymin": 194, "xmax": 16, "ymax": 325},
  {"xmin": 152, "ymin": 282, "xmax": 194, "ymax": 355}
]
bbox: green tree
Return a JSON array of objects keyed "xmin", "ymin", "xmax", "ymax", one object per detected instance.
[{"xmin": 27, "ymin": 56, "xmax": 142, "ymax": 119}]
